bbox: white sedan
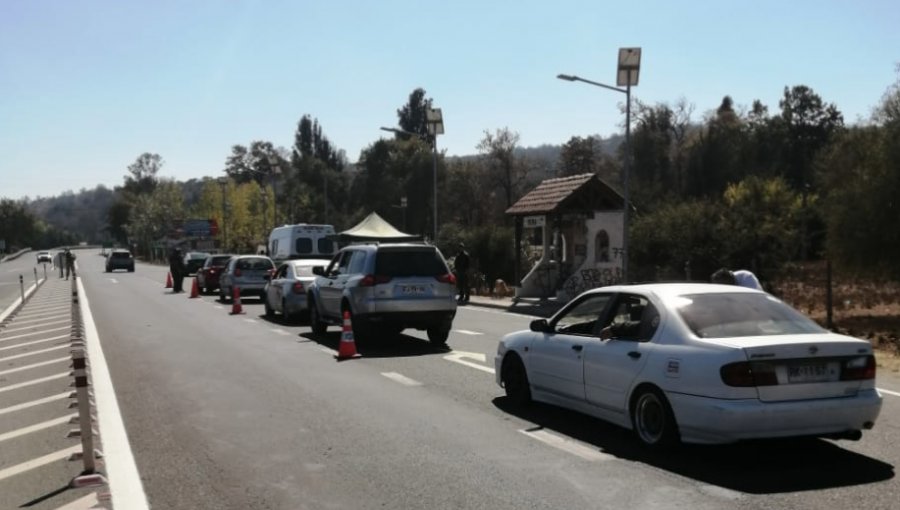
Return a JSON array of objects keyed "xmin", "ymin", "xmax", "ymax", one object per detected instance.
[{"xmin": 495, "ymin": 283, "xmax": 882, "ymax": 447}]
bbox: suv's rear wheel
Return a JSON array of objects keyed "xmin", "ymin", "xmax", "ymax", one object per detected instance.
[
  {"xmin": 427, "ymin": 324, "xmax": 451, "ymax": 346},
  {"xmin": 309, "ymin": 298, "xmax": 327, "ymax": 335}
]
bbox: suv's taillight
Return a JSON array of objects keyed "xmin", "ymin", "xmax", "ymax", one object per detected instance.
[
  {"xmin": 359, "ymin": 274, "xmax": 392, "ymax": 287},
  {"xmin": 841, "ymin": 355, "xmax": 876, "ymax": 381},
  {"xmin": 720, "ymin": 361, "xmax": 778, "ymax": 387},
  {"xmin": 292, "ymin": 282, "xmax": 305, "ymax": 294},
  {"xmin": 436, "ymin": 273, "xmax": 456, "ymax": 284},
  {"xmin": 234, "ymin": 268, "xmax": 242, "ymax": 277}
]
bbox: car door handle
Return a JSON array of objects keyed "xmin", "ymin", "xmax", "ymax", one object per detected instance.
[
  {"xmin": 571, "ymin": 345, "xmax": 583, "ymax": 352},
  {"xmin": 627, "ymin": 351, "xmax": 641, "ymax": 359}
]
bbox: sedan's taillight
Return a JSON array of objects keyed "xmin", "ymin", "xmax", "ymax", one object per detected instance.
[
  {"xmin": 292, "ymin": 282, "xmax": 305, "ymax": 294},
  {"xmin": 359, "ymin": 274, "xmax": 392, "ymax": 287},
  {"xmin": 841, "ymin": 355, "xmax": 876, "ymax": 381},
  {"xmin": 720, "ymin": 361, "xmax": 778, "ymax": 387},
  {"xmin": 436, "ymin": 273, "xmax": 457, "ymax": 284}
]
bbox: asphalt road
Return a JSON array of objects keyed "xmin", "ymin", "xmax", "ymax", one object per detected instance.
[{"xmin": 77, "ymin": 253, "xmax": 900, "ymax": 510}]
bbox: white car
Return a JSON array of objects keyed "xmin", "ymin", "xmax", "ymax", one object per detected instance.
[
  {"xmin": 495, "ymin": 283, "xmax": 882, "ymax": 447},
  {"xmin": 36, "ymin": 251, "xmax": 52, "ymax": 263}
]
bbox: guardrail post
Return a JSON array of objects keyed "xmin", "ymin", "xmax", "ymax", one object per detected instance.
[
  {"xmin": 19, "ymin": 274, "xmax": 24, "ymax": 302},
  {"xmin": 34, "ymin": 267, "xmax": 38, "ymax": 286},
  {"xmin": 43, "ymin": 263, "xmax": 47, "ymax": 279}
]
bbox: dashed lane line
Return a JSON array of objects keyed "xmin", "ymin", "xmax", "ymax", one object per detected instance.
[
  {"xmin": 318, "ymin": 346, "xmax": 338, "ymax": 356},
  {"xmin": 0, "ymin": 344, "xmax": 70, "ymax": 362},
  {"xmin": 243, "ymin": 318, "xmax": 257, "ymax": 324},
  {"xmin": 0, "ymin": 325, "xmax": 71, "ymax": 343},
  {"xmin": 0, "ymin": 357, "xmax": 69, "ymax": 376},
  {"xmin": 443, "ymin": 350, "xmax": 495, "ymax": 375},
  {"xmin": 454, "ymin": 329, "xmax": 484, "ymax": 335},
  {"xmin": 0, "ymin": 414, "xmax": 77, "ymax": 443},
  {"xmin": 270, "ymin": 328, "xmax": 291, "ymax": 335},
  {"xmin": 0, "ymin": 333, "xmax": 69, "ymax": 351},
  {"xmin": 0, "ymin": 445, "xmax": 81, "ymax": 482},
  {"xmin": 0, "ymin": 392, "xmax": 70, "ymax": 416},
  {"xmin": 520, "ymin": 428, "xmax": 615, "ymax": 462},
  {"xmin": 53, "ymin": 492, "xmax": 100, "ymax": 510},
  {"xmin": 381, "ymin": 372, "xmax": 423, "ymax": 387},
  {"xmin": 879, "ymin": 387, "xmax": 900, "ymax": 398},
  {"xmin": 0, "ymin": 372, "xmax": 69, "ymax": 394}
]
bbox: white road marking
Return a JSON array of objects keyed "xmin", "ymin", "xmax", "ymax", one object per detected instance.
[
  {"xmin": 0, "ymin": 445, "xmax": 81, "ymax": 482},
  {"xmin": 464, "ymin": 306, "xmax": 540, "ymax": 320},
  {"xmin": 1, "ymin": 317, "xmax": 70, "ymax": 333},
  {"xmin": 0, "ymin": 392, "xmax": 70, "ymax": 416},
  {"xmin": 453, "ymin": 329, "xmax": 484, "ymax": 335},
  {"xmin": 270, "ymin": 328, "xmax": 291, "ymax": 335},
  {"xmin": 520, "ymin": 428, "xmax": 615, "ymax": 462},
  {"xmin": 6, "ymin": 313, "xmax": 69, "ymax": 324},
  {"xmin": 0, "ymin": 356, "xmax": 69, "ymax": 376},
  {"xmin": 0, "ymin": 372, "xmax": 69, "ymax": 394},
  {"xmin": 53, "ymin": 492, "xmax": 100, "ymax": 510},
  {"xmin": 214, "ymin": 305, "xmax": 224, "ymax": 310},
  {"xmin": 318, "ymin": 346, "xmax": 338, "ymax": 356},
  {"xmin": 0, "ymin": 333, "xmax": 69, "ymax": 351},
  {"xmin": 381, "ymin": 372, "xmax": 423, "ymax": 386},
  {"xmin": 243, "ymin": 318, "xmax": 257, "ymax": 324},
  {"xmin": 0, "ymin": 325, "xmax": 71, "ymax": 343},
  {"xmin": 77, "ymin": 278, "xmax": 150, "ymax": 509},
  {"xmin": 0, "ymin": 414, "xmax": 76, "ymax": 443},
  {"xmin": 0, "ymin": 344, "xmax": 70, "ymax": 362},
  {"xmin": 108, "ymin": 278, "xmax": 118, "ymax": 284},
  {"xmin": 878, "ymin": 387, "xmax": 900, "ymax": 398},
  {"xmin": 443, "ymin": 350, "xmax": 495, "ymax": 374}
]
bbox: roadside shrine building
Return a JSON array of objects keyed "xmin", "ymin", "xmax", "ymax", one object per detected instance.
[{"xmin": 506, "ymin": 173, "xmax": 626, "ymax": 300}]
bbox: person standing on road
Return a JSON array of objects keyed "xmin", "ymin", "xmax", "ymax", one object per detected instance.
[
  {"xmin": 169, "ymin": 247, "xmax": 186, "ymax": 292},
  {"xmin": 454, "ymin": 243, "xmax": 471, "ymax": 304},
  {"xmin": 64, "ymin": 248, "xmax": 77, "ymax": 280},
  {"xmin": 711, "ymin": 267, "xmax": 763, "ymax": 290}
]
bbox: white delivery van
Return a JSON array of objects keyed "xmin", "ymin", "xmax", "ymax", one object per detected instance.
[{"xmin": 268, "ymin": 224, "xmax": 338, "ymax": 262}]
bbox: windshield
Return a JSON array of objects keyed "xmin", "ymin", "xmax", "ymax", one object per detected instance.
[{"xmin": 675, "ymin": 293, "xmax": 826, "ymax": 338}]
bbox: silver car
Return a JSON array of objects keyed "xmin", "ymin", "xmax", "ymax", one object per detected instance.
[
  {"xmin": 263, "ymin": 259, "xmax": 331, "ymax": 322},
  {"xmin": 307, "ymin": 243, "xmax": 458, "ymax": 344},
  {"xmin": 219, "ymin": 255, "xmax": 275, "ymax": 302}
]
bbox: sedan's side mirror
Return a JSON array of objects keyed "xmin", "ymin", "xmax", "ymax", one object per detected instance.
[
  {"xmin": 530, "ymin": 319, "xmax": 551, "ymax": 333},
  {"xmin": 312, "ymin": 266, "xmax": 325, "ymax": 276}
]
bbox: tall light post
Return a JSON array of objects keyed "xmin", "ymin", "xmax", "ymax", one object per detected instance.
[
  {"xmin": 266, "ymin": 155, "xmax": 282, "ymax": 230},
  {"xmin": 558, "ymin": 47, "xmax": 641, "ymax": 283},
  {"xmin": 381, "ymin": 107, "xmax": 444, "ymax": 241}
]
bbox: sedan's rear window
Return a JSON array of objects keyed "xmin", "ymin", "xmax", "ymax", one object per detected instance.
[
  {"xmin": 236, "ymin": 258, "xmax": 274, "ymax": 271},
  {"xmin": 209, "ymin": 256, "xmax": 232, "ymax": 266},
  {"xmin": 110, "ymin": 252, "xmax": 131, "ymax": 259},
  {"xmin": 675, "ymin": 293, "xmax": 826, "ymax": 338},
  {"xmin": 375, "ymin": 249, "xmax": 447, "ymax": 277}
]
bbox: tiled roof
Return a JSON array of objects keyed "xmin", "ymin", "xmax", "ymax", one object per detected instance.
[{"xmin": 505, "ymin": 173, "xmax": 622, "ymax": 215}]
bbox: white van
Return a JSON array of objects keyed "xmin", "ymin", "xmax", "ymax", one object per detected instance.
[{"xmin": 268, "ymin": 224, "xmax": 338, "ymax": 262}]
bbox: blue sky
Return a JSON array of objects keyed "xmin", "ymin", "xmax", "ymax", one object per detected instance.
[{"xmin": 1, "ymin": 0, "xmax": 898, "ymax": 200}]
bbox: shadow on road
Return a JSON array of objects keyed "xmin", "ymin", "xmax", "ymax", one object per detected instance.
[
  {"xmin": 297, "ymin": 330, "xmax": 450, "ymax": 359},
  {"xmin": 492, "ymin": 397, "xmax": 894, "ymax": 494}
]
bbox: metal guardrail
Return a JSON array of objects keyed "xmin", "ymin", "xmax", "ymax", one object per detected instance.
[{"xmin": 0, "ymin": 247, "xmax": 32, "ymax": 263}]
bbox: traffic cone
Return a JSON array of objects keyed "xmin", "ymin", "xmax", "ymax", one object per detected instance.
[
  {"xmin": 230, "ymin": 286, "xmax": 244, "ymax": 315},
  {"xmin": 336, "ymin": 310, "xmax": 359, "ymax": 360},
  {"xmin": 189, "ymin": 277, "xmax": 200, "ymax": 298},
  {"xmin": 165, "ymin": 272, "xmax": 173, "ymax": 289}
]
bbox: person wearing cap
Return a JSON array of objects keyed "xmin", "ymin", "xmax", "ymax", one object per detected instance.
[
  {"xmin": 454, "ymin": 243, "xmax": 471, "ymax": 304},
  {"xmin": 711, "ymin": 267, "xmax": 763, "ymax": 290}
]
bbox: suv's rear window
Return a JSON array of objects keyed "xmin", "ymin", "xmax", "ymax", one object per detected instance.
[
  {"xmin": 236, "ymin": 257, "xmax": 274, "ymax": 271},
  {"xmin": 111, "ymin": 252, "xmax": 131, "ymax": 259},
  {"xmin": 375, "ymin": 249, "xmax": 446, "ymax": 277}
]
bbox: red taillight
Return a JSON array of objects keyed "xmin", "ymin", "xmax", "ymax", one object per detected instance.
[
  {"xmin": 436, "ymin": 273, "xmax": 456, "ymax": 284},
  {"xmin": 841, "ymin": 355, "xmax": 876, "ymax": 381},
  {"xmin": 234, "ymin": 268, "xmax": 242, "ymax": 277},
  {"xmin": 720, "ymin": 361, "xmax": 778, "ymax": 387},
  {"xmin": 359, "ymin": 274, "xmax": 392, "ymax": 287},
  {"xmin": 292, "ymin": 282, "xmax": 305, "ymax": 294}
]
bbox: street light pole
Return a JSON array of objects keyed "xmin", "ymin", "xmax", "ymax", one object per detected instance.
[
  {"xmin": 217, "ymin": 177, "xmax": 228, "ymax": 251},
  {"xmin": 557, "ymin": 47, "xmax": 641, "ymax": 283}
]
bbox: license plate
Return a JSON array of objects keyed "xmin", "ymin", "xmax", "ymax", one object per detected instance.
[
  {"xmin": 787, "ymin": 363, "xmax": 837, "ymax": 383},
  {"xmin": 397, "ymin": 285, "xmax": 426, "ymax": 295}
]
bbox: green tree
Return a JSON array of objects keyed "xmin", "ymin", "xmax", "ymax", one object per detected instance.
[
  {"xmin": 397, "ymin": 88, "xmax": 433, "ymax": 141},
  {"xmin": 0, "ymin": 199, "xmax": 37, "ymax": 250},
  {"xmin": 476, "ymin": 127, "xmax": 524, "ymax": 209}
]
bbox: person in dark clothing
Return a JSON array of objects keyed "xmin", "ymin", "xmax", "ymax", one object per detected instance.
[
  {"xmin": 169, "ymin": 248, "xmax": 186, "ymax": 292},
  {"xmin": 454, "ymin": 243, "xmax": 471, "ymax": 304},
  {"xmin": 64, "ymin": 248, "xmax": 77, "ymax": 280}
]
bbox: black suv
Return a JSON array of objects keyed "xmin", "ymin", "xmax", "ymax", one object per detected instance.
[{"xmin": 105, "ymin": 249, "xmax": 135, "ymax": 272}]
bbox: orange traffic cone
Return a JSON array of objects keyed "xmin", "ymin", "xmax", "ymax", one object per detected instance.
[
  {"xmin": 189, "ymin": 277, "xmax": 200, "ymax": 298},
  {"xmin": 230, "ymin": 286, "xmax": 244, "ymax": 315},
  {"xmin": 336, "ymin": 310, "xmax": 359, "ymax": 360},
  {"xmin": 165, "ymin": 272, "xmax": 173, "ymax": 289}
]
